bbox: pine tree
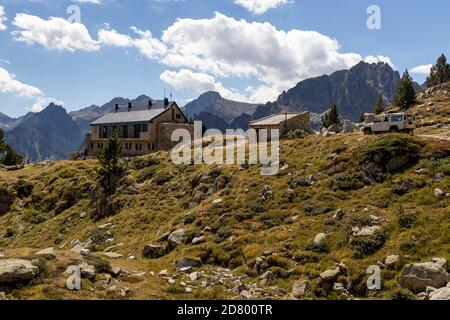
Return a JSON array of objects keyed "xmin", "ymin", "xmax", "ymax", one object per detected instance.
[
  {"xmin": 0, "ymin": 128, "xmax": 23, "ymax": 166},
  {"xmin": 394, "ymin": 70, "xmax": 416, "ymax": 110},
  {"xmin": 322, "ymin": 104, "xmax": 341, "ymax": 128},
  {"xmin": 426, "ymin": 54, "xmax": 450, "ymax": 88},
  {"xmin": 372, "ymin": 95, "xmax": 385, "ymax": 115},
  {"xmin": 98, "ymin": 131, "xmax": 123, "ymax": 195}
]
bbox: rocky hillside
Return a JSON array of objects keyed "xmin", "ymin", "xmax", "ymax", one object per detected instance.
[
  {"xmin": 0, "ymin": 84, "xmax": 449, "ymax": 300},
  {"xmin": 4, "ymin": 104, "xmax": 84, "ymax": 163},
  {"xmin": 254, "ymin": 62, "xmax": 402, "ymax": 122}
]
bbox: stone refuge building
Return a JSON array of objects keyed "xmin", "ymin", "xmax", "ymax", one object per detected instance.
[
  {"xmin": 84, "ymin": 100, "xmax": 194, "ymax": 157},
  {"xmin": 249, "ymin": 112, "xmax": 310, "ymax": 138}
]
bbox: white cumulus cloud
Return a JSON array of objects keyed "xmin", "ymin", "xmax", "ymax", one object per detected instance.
[
  {"xmin": 410, "ymin": 64, "xmax": 432, "ymax": 75},
  {"xmin": 12, "ymin": 13, "xmax": 99, "ymax": 52},
  {"xmin": 160, "ymin": 69, "xmax": 247, "ymax": 102},
  {"xmin": 0, "ymin": 5, "xmax": 7, "ymax": 31},
  {"xmin": 30, "ymin": 97, "xmax": 65, "ymax": 113},
  {"xmin": 234, "ymin": 0, "xmax": 292, "ymax": 14},
  {"xmin": 160, "ymin": 12, "xmax": 362, "ymax": 91},
  {"xmin": 0, "ymin": 67, "xmax": 43, "ymax": 98},
  {"xmin": 364, "ymin": 55, "xmax": 396, "ymax": 69}
]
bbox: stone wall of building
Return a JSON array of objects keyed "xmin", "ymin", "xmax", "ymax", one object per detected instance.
[
  {"xmin": 157, "ymin": 122, "xmax": 195, "ymax": 150},
  {"xmin": 86, "ymin": 104, "xmax": 193, "ymax": 157}
]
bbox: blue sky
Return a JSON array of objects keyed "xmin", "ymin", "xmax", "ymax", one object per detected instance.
[{"xmin": 0, "ymin": 0, "xmax": 449, "ymax": 117}]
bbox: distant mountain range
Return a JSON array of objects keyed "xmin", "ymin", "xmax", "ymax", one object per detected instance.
[
  {"xmin": 184, "ymin": 91, "xmax": 259, "ymax": 127},
  {"xmin": 1, "ymin": 61, "xmax": 419, "ymax": 162},
  {"xmin": 253, "ymin": 61, "xmax": 404, "ymax": 122},
  {"xmin": 5, "ymin": 104, "xmax": 84, "ymax": 162}
]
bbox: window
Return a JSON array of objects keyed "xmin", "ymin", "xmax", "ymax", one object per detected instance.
[
  {"xmin": 141, "ymin": 124, "xmax": 148, "ymax": 132},
  {"xmin": 176, "ymin": 114, "xmax": 181, "ymax": 120},
  {"xmin": 123, "ymin": 125, "xmax": 128, "ymax": 138},
  {"xmin": 90, "ymin": 143, "xmax": 94, "ymax": 149},
  {"xmin": 391, "ymin": 115, "xmax": 403, "ymax": 122},
  {"xmin": 172, "ymin": 109, "xmax": 175, "ymax": 120}
]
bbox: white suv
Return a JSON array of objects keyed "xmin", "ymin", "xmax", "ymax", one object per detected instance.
[{"xmin": 363, "ymin": 112, "xmax": 416, "ymax": 135}]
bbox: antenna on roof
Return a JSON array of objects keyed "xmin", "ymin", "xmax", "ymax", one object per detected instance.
[{"xmin": 163, "ymin": 81, "xmax": 166, "ymax": 100}]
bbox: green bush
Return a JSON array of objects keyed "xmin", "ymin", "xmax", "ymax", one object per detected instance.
[
  {"xmin": 360, "ymin": 134, "xmax": 424, "ymax": 175},
  {"xmin": 390, "ymin": 288, "xmax": 416, "ymax": 300},
  {"xmin": 153, "ymin": 171, "xmax": 172, "ymax": 185},
  {"xmin": 13, "ymin": 180, "xmax": 34, "ymax": 198},
  {"xmin": 136, "ymin": 167, "xmax": 157, "ymax": 183},
  {"xmin": 352, "ymin": 229, "xmax": 388, "ymax": 259},
  {"xmin": 398, "ymin": 211, "xmax": 418, "ymax": 229}
]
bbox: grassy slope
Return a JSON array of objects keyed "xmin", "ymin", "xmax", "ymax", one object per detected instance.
[{"xmin": 0, "ymin": 86, "xmax": 449, "ymax": 300}]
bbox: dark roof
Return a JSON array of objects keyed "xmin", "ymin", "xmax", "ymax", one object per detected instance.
[{"xmin": 91, "ymin": 108, "xmax": 167, "ymax": 126}]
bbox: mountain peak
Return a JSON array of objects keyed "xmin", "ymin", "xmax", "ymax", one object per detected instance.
[{"xmin": 199, "ymin": 91, "xmax": 222, "ymax": 100}]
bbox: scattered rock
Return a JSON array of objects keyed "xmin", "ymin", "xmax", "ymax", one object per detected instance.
[
  {"xmin": 0, "ymin": 259, "xmax": 40, "ymax": 284},
  {"xmin": 142, "ymin": 244, "xmax": 168, "ymax": 259},
  {"xmin": 292, "ymin": 279, "xmax": 309, "ymax": 297},
  {"xmin": 168, "ymin": 229, "xmax": 187, "ymax": 246},
  {"xmin": 434, "ymin": 188, "xmax": 444, "ymax": 197},
  {"xmin": 191, "ymin": 236, "xmax": 206, "ymax": 245},
  {"xmin": 175, "ymin": 258, "xmax": 201, "ymax": 270},
  {"xmin": 212, "ymin": 199, "xmax": 223, "ymax": 205},
  {"xmin": 313, "ymin": 233, "xmax": 327, "ymax": 245},
  {"xmin": 320, "ymin": 268, "xmax": 340, "ymax": 282},
  {"xmin": 110, "ymin": 266, "xmax": 121, "ymax": 277},
  {"xmin": 35, "ymin": 248, "xmax": 56, "ymax": 260},
  {"xmin": 189, "ymin": 272, "xmax": 198, "ymax": 281},
  {"xmin": 392, "ymin": 180, "xmax": 415, "ymax": 195},
  {"xmin": 159, "ymin": 269, "xmax": 168, "ymax": 276},
  {"xmin": 332, "ymin": 282, "xmax": 345, "ymax": 294},
  {"xmin": 385, "ymin": 255, "xmax": 400, "ymax": 270},
  {"xmin": 352, "ymin": 226, "xmax": 381, "ymax": 237},
  {"xmin": 333, "ymin": 209, "xmax": 346, "ymax": 220},
  {"xmin": 429, "ymin": 286, "xmax": 450, "ymax": 300},
  {"xmin": 432, "ymin": 257, "xmax": 448, "ymax": 269},
  {"xmin": 400, "ymin": 260, "xmax": 450, "ymax": 292},
  {"xmin": 102, "ymin": 252, "xmax": 124, "ymax": 259},
  {"xmin": 260, "ymin": 185, "xmax": 274, "ymax": 201}
]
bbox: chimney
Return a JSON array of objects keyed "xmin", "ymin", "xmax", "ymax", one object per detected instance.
[
  {"xmin": 115, "ymin": 104, "xmax": 119, "ymax": 113},
  {"xmin": 148, "ymin": 100, "xmax": 153, "ymax": 110},
  {"xmin": 164, "ymin": 98, "xmax": 169, "ymax": 108},
  {"xmin": 128, "ymin": 102, "xmax": 132, "ymax": 112}
]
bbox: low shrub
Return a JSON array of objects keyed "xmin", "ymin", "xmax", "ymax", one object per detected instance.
[{"xmin": 352, "ymin": 229, "xmax": 388, "ymax": 259}]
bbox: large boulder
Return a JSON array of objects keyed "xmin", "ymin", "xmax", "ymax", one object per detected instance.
[
  {"xmin": 400, "ymin": 261, "xmax": 450, "ymax": 292},
  {"xmin": 0, "ymin": 259, "xmax": 40, "ymax": 284}
]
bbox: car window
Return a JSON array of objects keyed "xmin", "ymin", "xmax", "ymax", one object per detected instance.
[{"xmin": 391, "ymin": 115, "xmax": 403, "ymax": 121}]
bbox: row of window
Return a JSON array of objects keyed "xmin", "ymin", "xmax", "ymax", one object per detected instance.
[
  {"xmin": 99, "ymin": 124, "xmax": 149, "ymax": 139},
  {"xmin": 91, "ymin": 142, "xmax": 155, "ymax": 151}
]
